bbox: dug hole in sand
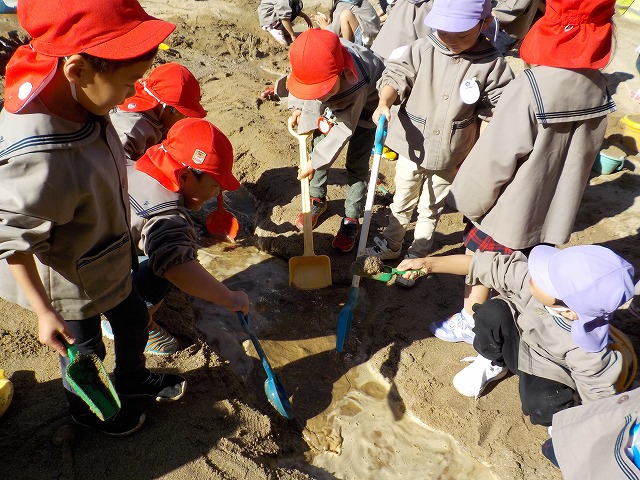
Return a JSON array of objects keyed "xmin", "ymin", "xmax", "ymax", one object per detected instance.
[{"xmin": 1, "ymin": 1, "xmax": 640, "ymax": 479}]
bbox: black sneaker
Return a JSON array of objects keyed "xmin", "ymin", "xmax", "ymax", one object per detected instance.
[
  {"xmin": 332, "ymin": 217, "xmax": 359, "ymax": 253},
  {"xmin": 72, "ymin": 407, "xmax": 145, "ymax": 437},
  {"xmin": 295, "ymin": 197, "xmax": 327, "ymax": 230},
  {"xmin": 118, "ymin": 372, "xmax": 186, "ymax": 402}
]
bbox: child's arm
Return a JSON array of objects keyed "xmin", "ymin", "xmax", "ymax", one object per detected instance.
[
  {"xmin": 6, "ymin": 252, "xmax": 74, "ymax": 356},
  {"xmin": 164, "ymin": 260, "xmax": 250, "ymax": 314},
  {"xmin": 398, "ymin": 254, "xmax": 472, "ymax": 277},
  {"xmin": 313, "ymin": 12, "xmax": 331, "ymax": 29},
  {"xmin": 281, "ymin": 18, "xmax": 298, "ymax": 40},
  {"xmin": 299, "ymin": 11, "xmax": 314, "ymax": 28},
  {"xmin": 373, "ymin": 84, "xmax": 398, "ymax": 124}
]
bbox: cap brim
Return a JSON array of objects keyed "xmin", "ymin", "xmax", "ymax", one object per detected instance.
[
  {"xmin": 84, "ymin": 20, "xmax": 176, "ymax": 60},
  {"xmin": 3, "ymin": 47, "xmax": 58, "ymax": 113},
  {"xmin": 209, "ymin": 172, "xmax": 241, "ymax": 191},
  {"xmin": 571, "ymin": 316, "xmax": 609, "ymax": 353},
  {"xmin": 119, "ymin": 83, "xmax": 159, "ymax": 112},
  {"xmin": 424, "ymin": 13, "xmax": 479, "ymax": 33},
  {"xmin": 174, "ymin": 104, "xmax": 207, "ymax": 119},
  {"xmin": 528, "ymin": 245, "xmax": 561, "ymax": 299},
  {"xmin": 287, "ymin": 72, "xmax": 338, "ymax": 101}
]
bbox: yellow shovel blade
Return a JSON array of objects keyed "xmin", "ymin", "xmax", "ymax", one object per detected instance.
[{"xmin": 289, "ymin": 255, "xmax": 332, "ymax": 290}]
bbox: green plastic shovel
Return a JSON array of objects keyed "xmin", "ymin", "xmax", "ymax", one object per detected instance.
[{"xmin": 63, "ymin": 340, "xmax": 121, "ymax": 421}]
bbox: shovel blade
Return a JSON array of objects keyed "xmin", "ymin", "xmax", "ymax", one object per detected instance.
[
  {"xmin": 289, "ymin": 255, "xmax": 332, "ymax": 290},
  {"xmin": 265, "ymin": 376, "xmax": 293, "ymax": 419},
  {"xmin": 206, "ymin": 211, "xmax": 240, "ymax": 241},
  {"xmin": 66, "ymin": 353, "xmax": 121, "ymax": 421}
]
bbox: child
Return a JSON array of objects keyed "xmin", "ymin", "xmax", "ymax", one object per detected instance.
[
  {"xmin": 286, "ymin": 28, "xmax": 386, "ymax": 252},
  {"xmin": 365, "ymin": 0, "xmax": 514, "ymax": 287},
  {"xmin": 102, "ymin": 118, "xmax": 250, "ymax": 354},
  {"xmin": 432, "ymin": 0, "xmax": 617, "ymax": 343},
  {"xmin": 110, "ymin": 62, "xmax": 207, "ymax": 162},
  {"xmin": 313, "ymin": 0, "xmax": 381, "ymax": 48},
  {"xmin": 399, "ymin": 244, "xmax": 636, "ymax": 427},
  {"xmin": 0, "ymin": 0, "xmax": 185, "ymax": 436},
  {"xmin": 258, "ymin": 0, "xmax": 313, "ymax": 46}
]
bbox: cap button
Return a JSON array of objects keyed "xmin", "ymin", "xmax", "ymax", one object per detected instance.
[
  {"xmin": 18, "ymin": 82, "xmax": 33, "ymax": 100},
  {"xmin": 617, "ymin": 394, "xmax": 629, "ymax": 404}
]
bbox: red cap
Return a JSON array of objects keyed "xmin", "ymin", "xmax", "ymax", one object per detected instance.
[
  {"xmin": 520, "ymin": 0, "xmax": 615, "ymax": 69},
  {"xmin": 135, "ymin": 118, "xmax": 240, "ymax": 193},
  {"xmin": 288, "ymin": 29, "xmax": 357, "ymax": 100},
  {"xmin": 119, "ymin": 63, "xmax": 206, "ymax": 118},
  {"xmin": 4, "ymin": 0, "xmax": 175, "ymax": 113}
]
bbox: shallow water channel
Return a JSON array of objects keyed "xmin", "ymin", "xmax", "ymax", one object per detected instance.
[{"xmin": 194, "ymin": 238, "xmax": 496, "ymax": 479}]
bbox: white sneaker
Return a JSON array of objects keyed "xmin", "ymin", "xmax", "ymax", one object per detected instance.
[
  {"xmin": 452, "ymin": 355, "xmax": 507, "ymax": 399},
  {"xmin": 430, "ymin": 310, "xmax": 475, "ymax": 344},
  {"xmin": 364, "ymin": 236, "xmax": 401, "ymax": 260}
]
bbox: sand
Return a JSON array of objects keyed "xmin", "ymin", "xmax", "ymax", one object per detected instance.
[{"xmin": 1, "ymin": 2, "xmax": 640, "ymax": 479}]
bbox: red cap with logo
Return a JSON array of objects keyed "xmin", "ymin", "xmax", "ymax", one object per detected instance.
[
  {"xmin": 135, "ymin": 118, "xmax": 240, "ymax": 193},
  {"xmin": 287, "ymin": 28, "xmax": 357, "ymax": 100},
  {"xmin": 119, "ymin": 62, "xmax": 206, "ymax": 118},
  {"xmin": 4, "ymin": 0, "xmax": 176, "ymax": 113}
]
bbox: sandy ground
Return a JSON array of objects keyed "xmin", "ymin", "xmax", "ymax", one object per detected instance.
[{"xmin": 1, "ymin": 2, "xmax": 640, "ymax": 479}]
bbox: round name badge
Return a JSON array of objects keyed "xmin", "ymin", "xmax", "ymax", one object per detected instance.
[
  {"xmin": 318, "ymin": 116, "xmax": 334, "ymax": 134},
  {"xmin": 459, "ymin": 77, "xmax": 480, "ymax": 105}
]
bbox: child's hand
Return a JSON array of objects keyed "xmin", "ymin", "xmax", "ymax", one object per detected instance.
[
  {"xmin": 398, "ymin": 256, "xmax": 428, "ymax": 272},
  {"xmin": 298, "ymin": 163, "xmax": 315, "ymax": 180},
  {"xmin": 373, "ymin": 105, "xmax": 391, "ymax": 124},
  {"xmin": 289, "ymin": 109, "xmax": 302, "ymax": 128},
  {"xmin": 313, "ymin": 12, "xmax": 329, "ymax": 28},
  {"xmin": 37, "ymin": 310, "xmax": 75, "ymax": 357},
  {"xmin": 225, "ymin": 290, "xmax": 250, "ymax": 315}
]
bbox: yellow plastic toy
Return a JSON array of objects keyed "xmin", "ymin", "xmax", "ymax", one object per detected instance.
[{"xmin": 0, "ymin": 369, "xmax": 13, "ymax": 418}]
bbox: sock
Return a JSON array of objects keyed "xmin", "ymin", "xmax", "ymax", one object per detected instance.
[{"xmin": 461, "ymin": 308, "xmax": 475, "ymax": 328}]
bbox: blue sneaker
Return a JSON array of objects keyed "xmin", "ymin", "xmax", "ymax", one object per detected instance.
[
  {"xmin": 430, "ymin": 310, "xmax": 475, "ymax": 344},
  {"xmin": 101, "ymin": 319, "xmax": 178, "ymax": 355}
]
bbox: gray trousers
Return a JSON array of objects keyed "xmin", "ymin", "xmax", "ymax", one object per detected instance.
[{"xmin": 309, "ymin": 125, "xmax": 376, "ymax": 219}]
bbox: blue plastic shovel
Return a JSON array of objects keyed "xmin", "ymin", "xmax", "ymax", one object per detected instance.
[
  {"xmin": 336, "ymin": 115, "xmax": 388, "ymax": 352},
  {"xmin": 236, "ymin": 312, "xmax": 293, "ymax": 419}
]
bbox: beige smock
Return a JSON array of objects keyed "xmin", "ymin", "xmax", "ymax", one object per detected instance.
[
  {"xmin": 380, "ymin": 33, "xmax": 514, "ymax": 170},
  {"xmin": 110, "ymin": 107, "xmax": 166, "ymax": 162},
  {"xmin": 0, "ymin": 100, "xmax": 135, "ymax": 319},
  {"xmin": 287, "ymin": 39, "xmax": 386, "ymax": 170},
  {"xmin": 449, "ymin": 66, "xmax": 615, "ymax": 250},
  {"xmin": 370, "ymin": 0, "xmax": 432, "ymax": 60},
  {"xmin": 127, "ymin": 165, "xmax": 199, "ymax": 277},
  {"xmin": 257, "ymin": 0, "xmax": 297, "ymax": 27}
]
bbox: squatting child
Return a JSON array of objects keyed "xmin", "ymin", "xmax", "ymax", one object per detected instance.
[
  {"xmin": 313, "ymin": 0, "xmax": 381, "ymax": 48},
  {"xmin": 258, "ymin": 0, "xmax": 313, "ymax": 46},
  {"xmin": 399, "ymin": 245, "xmax": 636, "ymax": 433},
  {"xmin": 0, "ymin": 0, "xmax": 184, "ymax": 436},
  {"xmin": 102, "ymin": 118, "xmax": 250, "ymax": 354}
]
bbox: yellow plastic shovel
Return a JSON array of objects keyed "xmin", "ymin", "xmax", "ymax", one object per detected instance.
[{"xmin": 287, "ymin": 118, "xmax": 332, "ymax": 290}]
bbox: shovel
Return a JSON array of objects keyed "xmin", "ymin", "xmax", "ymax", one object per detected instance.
[
  {"xmin": 336, "ymin": 114, "xmax": 387, "ymax": 352},
  {"xmin": 351, "ymin": 263, "xmax": 426, "ymax": 283},
  {"xmin": 236, "ymin": 312, "xmax": 293, "ymax": 419},
  {"xmin": 63, "ymin": 340, "xmax": 121, "ymax": 421},
  {"xmin": 206, "ymin": 192, "xmax": 240, "ymax": 241},
  {"xmin": 287, "ymin": 117, "xmax": 332, "ymax": 290}
]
